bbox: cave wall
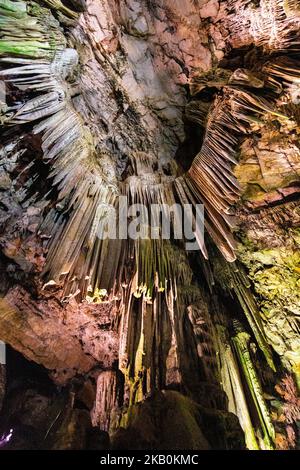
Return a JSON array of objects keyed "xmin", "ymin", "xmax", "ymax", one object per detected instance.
[{"xmin": 0, "ymin": 0, "xmax": 299, "ymax": 450}]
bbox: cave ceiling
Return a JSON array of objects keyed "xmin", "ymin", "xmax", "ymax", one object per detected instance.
[{"xmin": 0, "ymin": 0, "xmax": 299, "ymax": 451}]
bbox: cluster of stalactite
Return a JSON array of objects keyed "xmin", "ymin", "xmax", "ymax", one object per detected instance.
[
  {"xmin": 0, "ymin": 0, "xmax": 300, "ymax": 450},
  {"xmin": 225, "ymin": 0, "xmax": 300, "ymax": 50},
  {"xmin": 2, "ymin": 0, "xmax": 300, "ymax": 292}
]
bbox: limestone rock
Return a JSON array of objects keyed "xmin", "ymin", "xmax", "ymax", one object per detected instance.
[
  {"xmin": 0, "ymin": 289, "xmax": 118, "ymax": 384},
  {"xmin": 112, "ymin": 390, "xmax": 245, "ymax": 450},
  {"xmin": 200, "ymin": 0, "xmax": 220, "ymax": 19}
]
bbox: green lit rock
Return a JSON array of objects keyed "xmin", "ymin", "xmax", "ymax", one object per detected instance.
[{"xmin": 112, "ymin": 390, "xmax": 245, "ymax": 450}]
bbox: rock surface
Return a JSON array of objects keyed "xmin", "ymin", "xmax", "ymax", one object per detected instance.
[
  {"xmin": 112, "ymin": 390, "xmax": 245, "ymax": 450},
  {"xmin": 0, "ymin": 288, "xmax": 118, "ymax": 384}
]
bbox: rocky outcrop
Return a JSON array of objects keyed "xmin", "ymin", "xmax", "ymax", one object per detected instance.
[
  {"xmin": 0, "ymin": 288, "xmax": 118, "ymax": 384},
  {"xmin": 112, "ymin": 390, "xmax": 245, "ymax": 450},
  {"xmin": 73, "ymin": 0, "xmax": 220, "ymax": 167},
  {"xmin": 0, "ymin": 374, "xmax": 109, "ymax": 450}
]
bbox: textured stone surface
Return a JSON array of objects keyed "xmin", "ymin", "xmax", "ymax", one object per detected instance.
[
  {"xmin": 112, "ymin": 390, "xmax": 245, "ymax": 450},
  {"xmin": 233, "ymin": 110, "xmax": 300, "ymax": 379},
  {"xmin": 91, "ymin": 371, "xmax": 119, "ymax": 432},
  {"xmin": 0, "ymin": 288, "xmax": 118, "ymax": 384},
  {"xmin": 68, "ymin": 0, "xmax": 221, "ymax": 173},
  {"xmin": 235, "ymin": 124, "xmax": 300, "ymax": 202},
  {"xmin": 237, "ymin": 210, "xmax": 300, "ymax": 377}
]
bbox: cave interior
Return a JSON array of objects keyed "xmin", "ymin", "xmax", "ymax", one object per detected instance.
[{"xmin": 0, "ymin": 0, "xmax": 300, "ymax": 451}]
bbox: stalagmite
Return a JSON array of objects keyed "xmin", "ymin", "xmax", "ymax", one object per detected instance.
[{"xmin": 232, "ymin": 322, "xmax": 276, "ymax": 449}]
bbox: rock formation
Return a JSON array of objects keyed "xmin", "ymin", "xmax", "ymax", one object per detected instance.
[{"xmin": 0, "ymin": 0, "xmax": 299, "ymax": 450}]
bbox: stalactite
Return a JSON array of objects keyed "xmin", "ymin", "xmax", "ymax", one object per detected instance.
[
  {"xmin": 226, "ymin": 0, "xmax": 300, "ymax": 51},
  {"xmin": 183, "ymin": 66, "xmax": 291, "ymax": 262},
  {"xmin": 0, "ymin": 0, "xmax": 65, "ymax": 58},
  {"xmin": 216, "ymin": 325, "xmax": 259, "ymax": 450},
  {"xmin": 39, "ymin": 0, "xmax": 79, "ymax": 20},
  {"xmin": 232, "ymin": 321, "xmax": 276, "ymax": 449},
  {"xmin": 2, "ymin": 1, "xmax": 298, "ymax": 304},
  {"xmin": 187, "ymin": 305, "xmax": 218, "ymax": 385},
  {"xmin": 119, "ymin": 288, "xmax": 179, "ymax": 408},
  {"xmin": 2, "ymin": 1, "xmax": 300, "ymax": 300},
  {"xmin": 91, "ymin": 371, "xmax": 118, "ymax": 433},
  {"xmin": 229, "ymin": 263, "xmax": 275, "ymax": 370}
]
